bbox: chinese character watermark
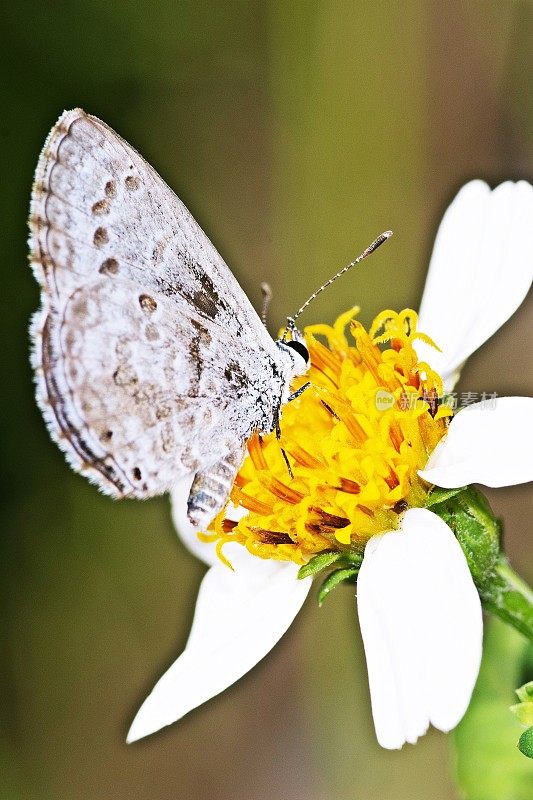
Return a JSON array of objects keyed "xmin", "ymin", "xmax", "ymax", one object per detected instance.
[{"xmin": 376, "ymin": 390, "xmax": 498, "ymax": 412}]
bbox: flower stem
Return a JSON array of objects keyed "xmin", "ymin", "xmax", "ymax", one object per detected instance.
[{"xmin": 480, "ymin": 557, "xmax": 533, "ymax": 642}]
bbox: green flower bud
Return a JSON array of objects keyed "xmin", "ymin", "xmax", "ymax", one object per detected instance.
[{"xmin": 518, "ymin": 727, "xmax": 533, "ymax": 759}]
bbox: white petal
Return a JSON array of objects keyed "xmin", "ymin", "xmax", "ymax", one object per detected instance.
[
  {"xmin": 357, "ymin": 508, "xmax": 482, "ymax": 749},
  {"xmin": 416, "ymin": 180, "xmax": 533, "ymax": 388},
  {"xmin": 419, "ymin": 396, "xmax": 533, "ymax": 488},
  {"xmin": 127, "ymin": 553, "xmax": 311, "ymax": 742}
]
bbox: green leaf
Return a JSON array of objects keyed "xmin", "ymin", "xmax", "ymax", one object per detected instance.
[
  {"xmin": 452, "ymin": 617, "xmax": 533, "ymax": 800},
  {"xmin": 317, "ymin": 567, "xmax": 358, "ymax": 606},
  {"xmin": 518, "ymin": 727, "xmax": 533, "ymax": 759},
  {"xmin": 425, "ymin": 485, "xmax": 466, "ymax": 507}
]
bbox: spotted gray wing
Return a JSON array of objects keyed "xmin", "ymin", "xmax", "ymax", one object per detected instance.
[{"xmin": 29, "ymin": 109, "xmax": 291, "ymax": 499}]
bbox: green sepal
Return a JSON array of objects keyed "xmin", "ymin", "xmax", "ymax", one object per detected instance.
[
  {"xmin": 317, "ymin": 567, "xmax": 358, "ymax": 606},
  {"xmin": 297, "ymin": 550, "xmax": 362, "ymax": 580},
  {"xmin": 298, "ymin": 551, "xmax": 344, "ymax": 579},
  {"xmin": 511, "ymin": 681, "xmax": 533, "ymax": 727},
  {"xmin": 510, "ymin": 703, "xmax": 533, "ymax": 726},
  {"xmin": 425, "ymin": 485, "xmax": 466, "ymax": 507},
  {"xmin": 517, "ymin": 727, "xmax": 533, "ymax": 759},
  {"xmin": 516, "ymin": 681, "xmax": 533, "ymax": 703}
]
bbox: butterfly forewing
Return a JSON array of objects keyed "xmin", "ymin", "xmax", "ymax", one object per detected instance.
[{"xmin": 30, "ymin": 109, "xmax": 293, "ymax": 502}]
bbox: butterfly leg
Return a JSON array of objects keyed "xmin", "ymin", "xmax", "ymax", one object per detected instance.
[
  {"xmin": 288, "ymin": 381, "xmax": 311, "ymax": 403},
  {"xmin": 274, "ymin": 412, "xmax": 294, "ymax": 480},
  {"xmin": 187, "ymin": 446, "xmax": 245, "ymax": 528}
]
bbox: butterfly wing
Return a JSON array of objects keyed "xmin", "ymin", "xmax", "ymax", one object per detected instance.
[{"xmin": 30, "ymin": 109, "xmax": 290, "ymax": 498}]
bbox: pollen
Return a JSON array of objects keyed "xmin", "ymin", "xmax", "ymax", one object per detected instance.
[{"xmin": 207, "ymin": 308, "xmax": 452, "ymax": 565}]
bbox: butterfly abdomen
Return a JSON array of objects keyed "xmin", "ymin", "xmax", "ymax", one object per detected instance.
[{"xmin": 187, "ymin": 447, "xmax": 245, "ymax": 528}]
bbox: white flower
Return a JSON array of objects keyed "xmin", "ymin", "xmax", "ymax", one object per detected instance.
[{"xmin": 127, "ymin": 180, "xmax": 533, "ymax": 748}]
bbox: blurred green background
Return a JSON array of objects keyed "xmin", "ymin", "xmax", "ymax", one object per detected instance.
[{"xmin": 1, "ymin": 2, "xmax": 532, "ymax": 798}]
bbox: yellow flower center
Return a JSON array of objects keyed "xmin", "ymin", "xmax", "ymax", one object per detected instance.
[{"xmin": 205, "ymin": 308, "xmax": 452, "ymax": 566}]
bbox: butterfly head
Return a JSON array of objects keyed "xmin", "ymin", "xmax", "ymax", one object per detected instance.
[{"xmin": 276, "ymin": 318, "xmax": 309, "ymax": 378}]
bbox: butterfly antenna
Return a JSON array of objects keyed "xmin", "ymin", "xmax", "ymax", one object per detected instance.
[
  {"xmin": 282, "ymin": 230, "xmax": 393, "ymax": 340},
  {"xmin": 260, "ymin": 282, "xmax": 273, "ymax": 327}
]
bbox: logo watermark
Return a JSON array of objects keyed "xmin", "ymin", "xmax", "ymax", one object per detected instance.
[{"xmin": 375, "ymin": 390, "xmax": 395, "ymax": 412}]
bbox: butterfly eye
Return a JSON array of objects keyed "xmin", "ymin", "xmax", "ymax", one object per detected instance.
[{"xmin": 286, "ymin": 339, "xmax": 309, "ymax": 364}]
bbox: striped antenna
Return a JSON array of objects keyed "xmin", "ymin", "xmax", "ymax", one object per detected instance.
[{"xmin": 290, "ymin": 230, "xmax": 393, "ymax": 329}]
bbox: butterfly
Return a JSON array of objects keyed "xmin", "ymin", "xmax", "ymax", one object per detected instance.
[
  {"xmin": 29, "ymin": 109, "xmax": 316, "ymax": 526},
  {"xmin": 29, "ymin": 109, "xmax": 390, "ymax": 527}
]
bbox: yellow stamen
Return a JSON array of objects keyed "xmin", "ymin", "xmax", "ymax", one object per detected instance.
[{"xmin": 209, "ymin": 308, "xmax": 450, "ymax": 565}]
